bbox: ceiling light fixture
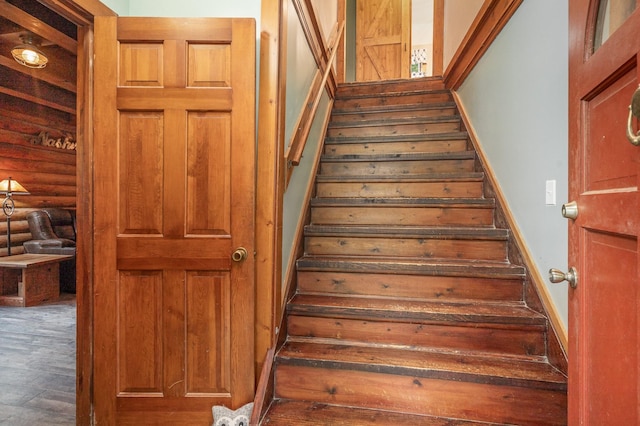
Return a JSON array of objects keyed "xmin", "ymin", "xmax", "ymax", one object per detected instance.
[{"xmin": 11, "ymin": 34, "xmax": 48, "ymax": 69}]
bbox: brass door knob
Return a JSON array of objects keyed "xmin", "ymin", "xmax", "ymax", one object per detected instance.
[{"xmin": 232, "ymin": 247, "xmax": 248, "ymax": 262}]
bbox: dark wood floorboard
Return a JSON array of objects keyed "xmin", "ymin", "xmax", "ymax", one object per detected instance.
[{"xmin": 0, "ymin": 293, "xmax": 75, "ymax": 425}]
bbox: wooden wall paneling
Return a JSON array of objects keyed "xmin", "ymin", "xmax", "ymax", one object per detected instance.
[{"xmin": 444, "ymin": 0, "xmax": 524, "ymax": 90}]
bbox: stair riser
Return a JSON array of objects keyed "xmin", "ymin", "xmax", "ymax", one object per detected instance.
[
  {"xmin": 287, "ymin": 316, "xmax": 547, "ymax": 358},
  {"xmin": 315, "ymin": 181, "xmax": 484, "ymax": 199},
  {"xmin": 336, "ymin": 79, "xmax": 446, "ymax": 97},
  {"xmin": 330, "ymin": 106, "xmax": 458, "ymax": 123},
  {"xmin": 296, "ymin": 271, "xmax": 524, "ymax": 302},
  {"xmin": 324, "ymin": 139, "xmax": 468, "ymax": 155},
  {"xmin": 334, "ymin": 92, "xmax": 453, "ymax": 110},
  {"xmin": 304, "ymin": 236, "xmax": 507, "ymax": 261},
  {"xmin": 274, "ymin": 365, "xmax": 567, "ymax": 425},
  {"xmin": 320, "ymin": 159, "xmax": 475, "ymax": 176},
  {"xmin": 310, "ymin": 206, "xmax": 494, "ymax": 227},
  {"xmin": 327, "ymin": 121, "xmax": 460, "ymax": 138}
]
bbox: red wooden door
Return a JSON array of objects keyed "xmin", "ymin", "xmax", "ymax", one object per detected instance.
[
  {"xmin": 92, "ymin": 17, "xmax": 255, "ymax": 424},
  {"xmin": 356, "ymin": 0, "xmax": 411, "ymax": 81},
  {"xmin": 568, "ymin": 1, "xmax": 639, "ymax": 424}
]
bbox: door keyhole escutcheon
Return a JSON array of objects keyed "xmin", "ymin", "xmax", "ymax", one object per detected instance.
[
  {"xmin": 232, "ymin": 247, "xmax": 248, "ymax": 262},
  {"xmin": 627, "ymin": 85, "xmax": 640, "ymax": 145}
]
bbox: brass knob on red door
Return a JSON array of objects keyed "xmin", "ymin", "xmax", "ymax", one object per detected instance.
[
  {"xmin": 549, "ymin": 267, "xmax": 578, "ymax": 289},
  {"xmin": 232, "ymin": 247, "xmax": 248, "ymax": 262}
]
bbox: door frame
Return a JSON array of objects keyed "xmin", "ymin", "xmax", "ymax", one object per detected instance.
[{"xmin": 36, "ymin": 1, "xmax": 116, "ymax": 424}]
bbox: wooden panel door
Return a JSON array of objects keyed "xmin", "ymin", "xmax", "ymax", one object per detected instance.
[
  {"xmin": 569, "ymin": 1, "xmax": 639, "ymax": 424},
  {"xmin": 93, "ymin": 17, "xmax": 255, "ymax": 424},
  {"xmin": 356, "ymin": 0, "xmax": 411, "ymax": 81}
]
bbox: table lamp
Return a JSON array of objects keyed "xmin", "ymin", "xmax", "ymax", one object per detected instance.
[{"xmin": 0, "ymin": 177, "xmax": 30, "ymax": 256}]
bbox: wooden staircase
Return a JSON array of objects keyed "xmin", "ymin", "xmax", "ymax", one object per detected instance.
[{"xmin": 259, "ymin": 78, "xmax": 567, "ymax": 425}]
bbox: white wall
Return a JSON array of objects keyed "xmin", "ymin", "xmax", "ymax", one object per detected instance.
[
  {"xmin": 457, "ymin": 0, "xmax": 569, "ymax": 328},
  {"xmin": 443, "ymin": 0, "xmax": 483, "ymax": 69}
]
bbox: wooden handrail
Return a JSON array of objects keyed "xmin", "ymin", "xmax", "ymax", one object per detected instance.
[{"xmin": 284, "ymin": 21, "xmax": 344, "ymax": 169}]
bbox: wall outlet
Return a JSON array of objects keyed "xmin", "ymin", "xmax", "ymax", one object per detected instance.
[{"xmin": 545, "ymin": 180, "xmax": 556, "ymax": 205}]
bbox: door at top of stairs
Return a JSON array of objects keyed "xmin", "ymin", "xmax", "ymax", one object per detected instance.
[{"xmin": 356, "ymin": 0, "xmax": 411, "ymax": 81}]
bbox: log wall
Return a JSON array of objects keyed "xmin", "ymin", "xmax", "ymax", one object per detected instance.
[{"xmin": 0, "ymin": 96, "xmax": 76, "ymax": 256}]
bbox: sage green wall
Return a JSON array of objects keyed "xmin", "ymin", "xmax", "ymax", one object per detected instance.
[
  {"xmin": 281, "ymin": 0, "xmax": 333, "ymax": 282},
  {"xmin": 457, "ymin": 0, "xmax": 569, "ymax": 328}
]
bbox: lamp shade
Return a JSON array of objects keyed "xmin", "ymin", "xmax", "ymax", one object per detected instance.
[
  {"xmin": 11, "ymin": 35, "xmax": 48, "ymax": 69},
  {"xmin": 0, "ymin": 178, "xmax": 30, "ymax": 195}
]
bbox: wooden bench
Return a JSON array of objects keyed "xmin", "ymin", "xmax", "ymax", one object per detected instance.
[{"xmin": 0, "ymin": 254, "xmax": 74, "ymax": 307}]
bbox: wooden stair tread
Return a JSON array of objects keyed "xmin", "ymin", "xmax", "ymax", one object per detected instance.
[
  {"xmin": 287, "ymin": 294, "xmax": 546, "ymax": 325},
  {"xmin": 304, "ymin": 225, "xmax": 508, "ymax": 240},
  {"xmin": 335, "ymin": 88, "xmax": 451, "ymax": 102},
  {"xmin": 328, "ymin": 115, "xmax": 461, "ymax": 129},
  {"xmin": 311, "ymin": 197, "xmax": 495, "ymax": 208},
  {"xmin": 310, "ymin": 197, "xmax": 494, "ymax": 207},
  {"xmin": 321, "ymin": 151, "xmax": 475, "ymax": 163},
  {"xmin": 316, "ymin": 172, "xmax": 485, "ymax": 182},
  {"xmin": 335, "ymin": 78, "xmax": 446, "ymax": 98},
  {"xmin": 325, "ymin": 131, "xmax": 468, "ymax": 144},
  {"xmin": 263, "ymin": 400, "xmax": 497, "ymax": 425},
  {"xmin": 296, "ymin": 256, "xmax": 525, "ymax": 278},
  {"xmin": 332, "ymin": 101, "xmax": 457, "ymax": 116},
  {"xmin": 277, "ymin": 341, "xmax": 567, "ymax": 390}
]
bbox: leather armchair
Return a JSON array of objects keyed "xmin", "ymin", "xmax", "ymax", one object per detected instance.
[{"xmin": 23, "ymin": 208, "xmax": 76, "ymax": 293}]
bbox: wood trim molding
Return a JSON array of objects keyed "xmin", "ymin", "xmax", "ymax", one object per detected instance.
[
  {"xmin": 432, "ymin": 0, "xmax": 444, "ymax": 76},
  {"xmin": 453, "ymin": 92, "xmax": 568, "ymax": 353},
  {"xmin": 255, "ymin": 0, "xmax": 286, "ymax": 385},
  {"xmin": 33, "ymin": 2, "xmax": 115, "ymax": 424},
  {"xmin": 444, "ymin": 0, "xmax": 523, "ymax": 90}
]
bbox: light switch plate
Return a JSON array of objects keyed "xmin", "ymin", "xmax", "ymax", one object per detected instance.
[{"xmin": 545, "ymin": 180, "xmax": 556, "ymax": 205}]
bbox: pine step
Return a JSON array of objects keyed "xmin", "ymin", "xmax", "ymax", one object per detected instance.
[
  {"xmin": 304, "ymin": 226, "xmax": 508, "ymax": 261},
  {"xmin": 296, "ymin": 256, "xmax": 526, "ymax": 279},
  {"xmin": 273, "ymin": 364, "xmax": 566, "ymax": 425},
  {"xmin": 296, "ymin": 270, "xmax": 524, "ymax": 303},
  {"xmin": 330, "ymin": 102, "xmax": 458, "ymax": 123},
  {"xmin": 315, "ymin": 174, "xmax": 485, "ymax": 198},
  {"xmin": 325, "ymin": 130, "xmax": 468, "ymax": 145},
  {"xmin": 335, "ymin": 78, "xmax": 446, "ymax": 98},
  {"xmin": 310, "ymin": 198, "xmax": 495, "ymax": 227},
  {"xmin": 324, "ymin": 135, "xmax": 469, "ymax": 156},
  {"xmin": 287, "ymin": 294, "xmax": 545, "ymax": 327},
  {"xmin": 277, "ymin": 341, "xmax": 567, "ymax": 391},
  {"xmin": 326, "ymin": 116, "xmax": 461, "ymax": 139},
  {"xmin": 334, "ymin": 90, "xmax": 453, "ymax": 111},
  {"xmin": 262, "ymin": 400, "xmax": 490, "ymax": 425},
  {"xmin": 319, "ymin": 152, "xmax": 476, "ymax": 176}
]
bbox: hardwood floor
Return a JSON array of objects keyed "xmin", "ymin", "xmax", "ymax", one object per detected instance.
[{"xmin": 0, "ymin": 293, "xmax": 76, "ymax": 425}]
